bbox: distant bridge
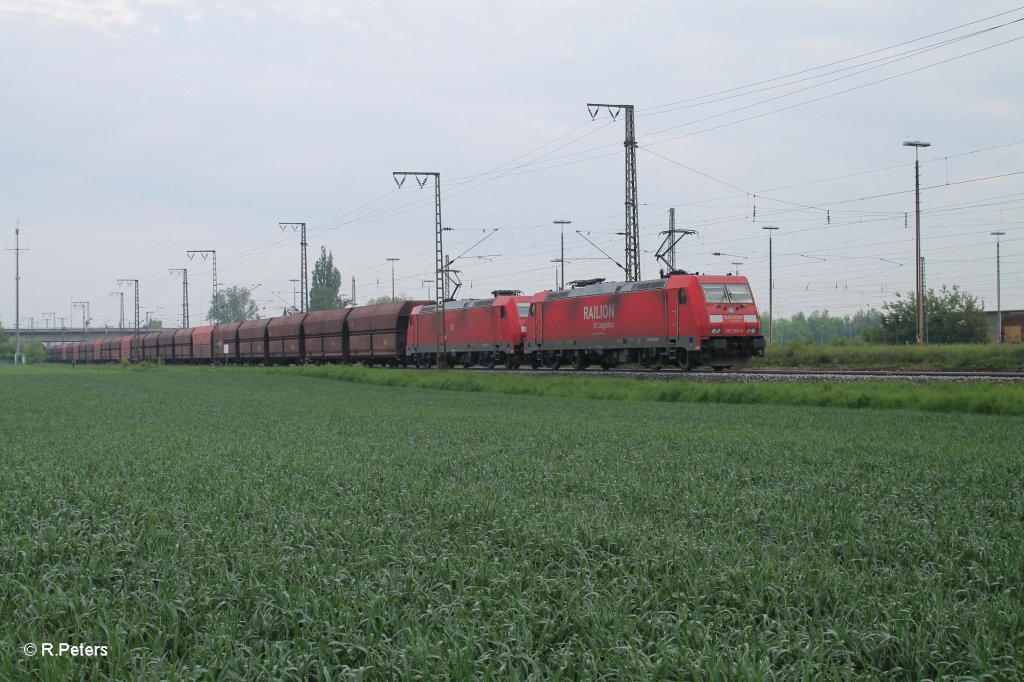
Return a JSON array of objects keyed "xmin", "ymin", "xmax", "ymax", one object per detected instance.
[{"xmin": 1, "ymin": 327, "xmax": 179, "ymax": 344}]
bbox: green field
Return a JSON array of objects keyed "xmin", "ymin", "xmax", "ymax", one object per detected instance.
[
  {"xmin": 750, "ymin": 341, "xmax": 1024, "ymax": 372},
  {"xmin": 2, "ymin": 366, "xmax": 1022, "ymax": 679}
]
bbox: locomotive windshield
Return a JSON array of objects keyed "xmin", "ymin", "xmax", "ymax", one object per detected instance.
[
  {"xmin": 516, "ymin": 303, "xmax": 531, "ymax": 318},
  {"xmin": 701, "ymin": 282, "xmax": 754, "ymax": 304}
]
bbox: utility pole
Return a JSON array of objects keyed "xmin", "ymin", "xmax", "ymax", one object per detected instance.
[
  {"xmin": 762, "ymin": 226, "xmax": 780, "ymax": 345},
  {"xmin": 588, "ymin": 103, "xmax": 639, "ymax": 281},
  {"xmin": 279, "ymin": 223, "xmax": 308, "ymax": 312},
  {"xmin": 351, "ymin": 277, "xmax": 356, "ymax": 307},
  {"xmin": 186, "ymin": 250, "xmax": 217, "ymax": 323},
  {"xmin": 117, "ymin": 279, "xmax": 139, "ymax": 358},
  {"xmin": 903, "ymin": 140, "xmax": 930, "ymax": 345},
  {"xmin": 553, "ymin": 220, "xmax": 572, "ymax": 289},
  {"xmin": 422, "ymin": 279, "xmax": 432, "ymax": 300},
  {"xmin": 7, "ymin": 224, "xmax": 28, "ymax": 364},
  {"xmin": 920, "ymin": 256, "xmax": 927, "ymax": 343},
  {"xmin": 386, "ymin": 258, "xmax": 400, "ymax": 299},
  {"xmin": 394, "ymin": 171, "xmax": 447, "ymax": 368},
  {"xmin": 169, "ymin": 268, "xmax": 189, "ymax": 327},
  {"xmin": 991, "ymin": 231, "xmax": 1005, "ymax": 342},
  {"xmin": 72, "ymin": 301, "xmax": 90, "ymax": 340},
  {"xmin": 109, "ymin": 291, "xmax": 125, "ymax": 330},
  {"xmin": 43, "ymin": 312, "xmax": 55, "ymax": 329}
]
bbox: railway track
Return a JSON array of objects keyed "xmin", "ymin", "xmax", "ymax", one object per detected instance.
[{"xmin": 475, "ymin": 367, "xmax": 1024, "ymax": 383}]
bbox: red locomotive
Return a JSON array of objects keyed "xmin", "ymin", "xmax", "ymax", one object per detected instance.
[
  {"xmin": 407, "ymin": 291, "xmax": 531, "ymax": 368},
  {"xmin": 524, "ymin": 274, "xmax": 764, "ymax": 371}
]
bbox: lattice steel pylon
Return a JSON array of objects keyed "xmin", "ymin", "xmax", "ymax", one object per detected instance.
[
  {"xmin": 393, "ymin": 171, "xmax": 446, "ymax": 368},
  {"xmin": 72, "ymin": 300, "xmax": 89, "ymax": 340},
  {"xmin": 667, "ymin": 208, "xmax": 676, "ymax": 272},
  {"xmin": 116, "ymin": 279, "xmax": 139, "ymax": 356},
  {"xmin": 169, "ymin": 268, "xmax": 189, "ymax": 327},
  {"xmin": 279, "ymin": 223, "xmax": 308, "ymax": 312},
  {"xmin": 588, "ymin": 103, "xmax": 639, "ymax": 281},
  {"xmin": 109, "ymin": 291, "xmax": 124, "ymax": 330},
  {"xmin": 186, "ymin": 250, "xmax": 216, "ymax": 323}
]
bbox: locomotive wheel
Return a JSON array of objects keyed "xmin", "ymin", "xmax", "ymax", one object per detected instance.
[
  {"xmin": 547, "ymin": 356, "xmax": 560, "ymax": 370},
  {"xmin": 572, "ymin": 353, "xmax": 587, "ymax": 371},
  {"xmin": 530, "ymin": 356, "xmax": 541, "ymax": 370},
  {"xmin": 504, "ymin": 355, "xmax": 515, "ymax": 370}
]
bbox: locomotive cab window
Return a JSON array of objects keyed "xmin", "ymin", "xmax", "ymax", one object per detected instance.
[
  {"xmin": 499, "ymin": 307, "xmax": 506, "ymax": 319},
  {"xmin": 517, "ymin": 302, "xmax": 531, "ymax": 318},
  {"xmin": 528, "ymin": 303, "xmax": 536, "ymax": 316},
  {"xmin": 701, "ymin": 282, "xmax": 754, "ymax": 304},
  {"xmin": 701, "ymin": 283, "xmax": 728, "ymax": 303},
  {"xmin": 726, "ymin": 283, "xmax": 754, "ymax": 303},
  {"xmin": 677, "ymin": 289, "xmax": 687, "ymax": 305}
]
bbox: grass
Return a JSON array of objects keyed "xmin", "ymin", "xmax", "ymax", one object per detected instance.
[
  {"xmin": 2, "ymin": 365, "xmax": 1022, "ymax": 679},
  {"xmin": 288, "ymin": 364, "xmax": 1024, "ymax": 417},
  {"xmin": 751, "ymin": 341, "xmax": 1024, "ymax": 371}
]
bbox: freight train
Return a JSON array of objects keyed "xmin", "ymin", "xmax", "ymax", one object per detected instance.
[{"xmin": 46, "ymin": 273, "xmax": 765, "ymax": 371}]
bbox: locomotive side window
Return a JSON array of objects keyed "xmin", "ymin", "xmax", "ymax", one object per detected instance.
[
  {"xmin": 500, "ymin": 307, "xmax": 507, "ymax": 319},
  {"xmin": 677, "ymin": 289, "xmax": 687, "ymax": 305},
  {"xmin": 529, "ymin": 303, "xmax": 536, "ymax": 316}
]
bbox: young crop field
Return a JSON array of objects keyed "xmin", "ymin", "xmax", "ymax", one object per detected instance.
[{"xmin": 2, "ymin": 366, "xmax": 1021, "ymax": 679}]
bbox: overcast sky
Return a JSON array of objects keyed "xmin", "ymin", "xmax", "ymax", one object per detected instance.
[{"xmin": 2, "ymin": 0, "xmax": 1022, "ymax": 330}]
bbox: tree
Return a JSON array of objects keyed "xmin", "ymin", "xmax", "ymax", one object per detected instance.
[
  {"xmin": 309, "ymin": 246, "xmax": 347, "ymax": 311},
  {"xmin": 862, "ymin": 286, "xmax": 987, "ymax": 344},
  {"xmin": 366, "ymin": 295, "xmax": 409, "ymax": 305},
  {"xmin": 143, "ymin": 319, "xmax": 163, "ymax": 330},
  {"xmin": 21, "ymin": 340, "xmax": 46, "ymax": 363},
  {"xmin": 761, "ymin": 309, "xmax": 882, "ymax": 344},
  {"xmin": 208, "ymin": 286, "xmax": 258, "ymax": 323},
  {"xmin": 0, "ymin": 332, "xmax": 12, "ymax": 361}
]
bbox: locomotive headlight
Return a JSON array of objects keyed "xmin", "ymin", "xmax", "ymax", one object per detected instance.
[
  {"xmin": 743, "ymin": 314, "xmax": 758, "ymax": 323},
  {"xmin": 747, "ymin": 327, "xmax": 758, "ymax": 334},
  {"xmin": 711, "ymin": 327, "xmax": 722, "ymax": 334},
  {"xmin": 709, "ymin": 314, "xmax": 724, "ymax": 323}
]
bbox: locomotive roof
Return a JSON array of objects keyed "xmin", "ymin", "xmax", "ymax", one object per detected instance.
[
  {"xmin": 546, "ymin": 278, "xmax": 668, "ymax": 301},
  {"xmin": 419, "ymin": 295, "xmax": 523, "ymax": 313}
]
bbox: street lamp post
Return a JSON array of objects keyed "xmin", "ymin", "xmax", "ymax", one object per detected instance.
[
  {"xmin": 386, "ymin": 258, "xmax": 400, "ymax": 299},
  {"xmin": 991, "ymin": 231, "xmax": 1005, "ymax": 342},
  {"xmin": 903, "ymin": 140, "xmax": 930, "ymax": 345},
  {"xmin": 762, "ymin": 226, "xmax": 779, "ymax": 344}
]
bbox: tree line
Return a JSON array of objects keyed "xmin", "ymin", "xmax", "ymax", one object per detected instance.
[
  {"xmin": 205, "ymin": 246, "xmax": 409, "ymax": 323},
  {"xmin": 765, "ymin": 286, "xmax": 990, "ymax": 345}
]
